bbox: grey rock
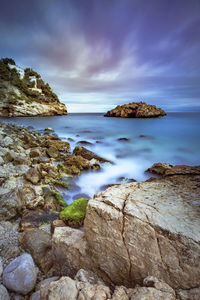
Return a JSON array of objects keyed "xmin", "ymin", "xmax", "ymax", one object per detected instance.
[
  {"xmin": 30, "ymin": 290, "xmax": 40, "ymax": 300},
  {"xmin": 3, "ymin": 253, "xmax": 38, "ymax": 295},
  {"xmin": 0, "ymin": 284, "xmax": 10, "ymax": 300},
  {"xmin": 0, "ymin": 256, "xmax": 3, "ymax": 276}
]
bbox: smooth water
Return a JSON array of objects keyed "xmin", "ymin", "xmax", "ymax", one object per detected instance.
[{"xmin": 1, "ymin": 113, "xmax": 200, "ymax": 203}]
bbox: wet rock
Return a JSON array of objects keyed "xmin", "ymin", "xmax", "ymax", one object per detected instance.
[
  {"xmin": 77, "ymin": 140, "xmax": 93, "ymax": 145},
  {"xmin": 30, "ymin": 149, "xmax": 42, "ymax": 158},
  {"xmin": 19, "ymin": 229, "xmax": 53, "ymax": 273},
  {"xmin": 0, "ymin": 284, "xmax": 10, "ymax": 300},
  {"xmin": 73, "ymin": 146, "xmax": 111, "ymax": 163},
  {"xmin": 46, "ymin": 146, "xmax": 59, "ymax": 159},
  {"xmin": 62, "ymin": 154, "xmax": 90, "ymax": 176},
  {"xmin": 67, "ymin": 137, "xmax": 74, "ymax": 142},
  {"xmin": 40, "ymin": 276, "xmax": 78, "ymax": 300},
  {"xmin": 117, "ymin": 137, "xmax": 130, "ymax": 141},
  {"xmin": 45, "ymin": 127, "xmax": 54, "ymax": 132},
  {"xmin": 46, "ymin": 140, "xmax": 70, "ymax": 152},
  {"xmin": 3, "ymin": 253, "xmax": 38, "ymax": 295},
  {"xmin": 146, "ymin": 162, "xmax": 173, "ymax": 175},
  {"xmin": 105, "ymin": 102, "xmax": 166, "ymax": 118}
]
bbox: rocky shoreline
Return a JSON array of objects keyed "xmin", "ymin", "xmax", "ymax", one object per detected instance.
[
  {"xmin": 105, "ymin": 102, "xmax": 166, "ymax": 118},
  {"xmin": 0, "ymin": 121, "xmax": 200, "ymax": 299}
]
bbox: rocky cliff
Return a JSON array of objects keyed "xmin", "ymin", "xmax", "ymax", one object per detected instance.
[
  {"xmin": 0, "ymin": 58, "xmax": 67, "ymax": 116},
  {"xmin": 105, "ymin": 102, "xmax": 166, "ymax": 118}
]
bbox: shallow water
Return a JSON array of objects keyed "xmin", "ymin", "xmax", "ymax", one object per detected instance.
[{"xmin": 1, "ymin": 112, "xmax": 200, "ymax": 203}]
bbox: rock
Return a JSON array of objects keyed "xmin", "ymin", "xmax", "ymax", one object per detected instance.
[
  {"xmin": 0, "ymin": 284, "xmax": 10, "ymax": 300},
  {"xmin": 0, "ymin": 188, "xmax": 23, "ymax": 221},
  {"xmin": 84, "ymin": 167, "xmax": 200, "ymax": 289},
  {"xmin": 30, "ymin": 149, "xmax": 42, "ymax": 158},
  {"xmin": 128, "ymin": 286, "xmax": 175, "ymax": 300},
  {"xmin": 51, "ymin": 220, "xmax": 66, "ymax": 233},
  {"xmin": 77, "ymin": 141, "xmax": 93, "ymax": 145},
  {"xmin": 46, "ymin": 140, "xmax": 70, "ymax": 152},
  {"xmin": 105, "ymin": 102, "xmax": 166, "ymax": 118},
  {"xmin": 35, "ymin": 276, "xmax": 59, "ymax": 291},
  {"xmin": 19, "ymin": 229, "xmax": 53, "ymax": 273},
  {"xmin": 45, "ymin": 127, "xmax": 54, "ymax": 132},
  {"xmin": 75, "ymin": 269, "xmax": 105, "ymax": 286},
  {"xmin": 4, "ymin": 136, "xmax": 13, "ymax": 146},
  {"xmin": 25, "ymin": 167, "xmax": 41, "ymax": 184},
  {"xmin": 176, "ymin": 287, "xmax": 200, "ymax": 300},
  {"xmin": 73, "ymin": 146, "xmax": 111, "ymax": 163},
  {"xmin": 19, "ymin": 209, "xmax": 58, "ymax": 231},
  {"xmin": 0, "ymin": 221, "xmax": 20, "ymax": 264},
  {"xmin": 0, "ymin": 256, "xmax": 3, "ymax": 276},
  {"xmin": 59, "ymin": 198, "xmax": 89, "ymax": 227},
  {"xmin": 46, "ymin": 146, "xmax": 59, "ymax": 159},
  {"xmin": 146, "ymin": 162, "xmax": 173, "ymax": 175},
  {"xmin": 117, "ymin": 138, "xmax": 130, "ymax": 141},
  {"xmin": 76, "ymin": 282, "xmax": 111, "ymax": 299},
  {"xmin": 3, "ymin": 253, "xmax": 38, "ymax": 295},
  {"xmin": 30, "ymin": 290, "xmax": 40, "ymax": 300},
  {"xmin": 40, "ymin": 276, "xmax": 78, "ymax": 300},
  {"xmin": 52, "ymin": 227, "xmax": 90, "ymax": 277}
]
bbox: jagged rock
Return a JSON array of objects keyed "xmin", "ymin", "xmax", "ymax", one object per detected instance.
[
  {"xmin": 76, "ymin": 282, "xmax": 111, "ymax": 299},
  {"xmin": 105, "ymin": 102, "xmax": 166, "ymax": 118},
  {"xmin": 84, "ymin": 167, "xmax": 200, "ymax": 289},
  {"xmin": 46, "ymin": 140, "xmax": 70, "ymax": 152},
  {"xmin": 19, "ymin": 229, "xmax": 53, "ymax": 273},
  {"xmin": 0, "ymin": 284, "xmax": 10, "ymax": 300},
  {"xmin": 3, "ymin": 253, "xmax": 38, "ymax": 295},
  {"xmin": 73, "ymin": 146, "xmax": 111, "ymax": 163},
  {"xmin": 40, "ymin": 277, "xmax": 78, "ymax": 300}
]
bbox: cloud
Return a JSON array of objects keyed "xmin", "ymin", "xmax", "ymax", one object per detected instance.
[{"xmin": 0, "ymin": 0, "xmax": 200, "ymax": 111}]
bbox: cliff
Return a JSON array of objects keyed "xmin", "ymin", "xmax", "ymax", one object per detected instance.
[
  {"xmin": 0, "ymin": 58, "xmax": 67, "ymax": 116},
  {"xmin": 105, "ymin": 102, "xmax": 166, "ymax": 118}
]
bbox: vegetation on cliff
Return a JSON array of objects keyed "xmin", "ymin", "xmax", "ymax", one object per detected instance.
[{"xmin": 0, "ymin": 57, "xmax": 59, "ymax": 104}]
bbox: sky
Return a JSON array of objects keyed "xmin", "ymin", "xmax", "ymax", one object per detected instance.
[{"xmin": 0, "ymin": 0, "xmax": 200, "ymax": 112}]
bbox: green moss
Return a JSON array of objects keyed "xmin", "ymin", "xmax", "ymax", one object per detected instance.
[
  {"xmin": 52, "ymin": 190, "xmax": 67, "ymax": 208},
  {"xmin": 59, "ymin": 198, "xmax": 89, "ymax": 227},
  {"xmin": 57, "ymin": 163, "xmax": 65, "ymax": 171},
  {"xmin": 53, "ymin": 180, "xmax": 71, "ymax": 189}
]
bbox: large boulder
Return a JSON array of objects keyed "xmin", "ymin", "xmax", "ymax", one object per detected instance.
[
  {"xmin": 3, "ymin": 253, "xmax": 38, "ymax": 295},
  {"xmin": 84, "ymin": 167, "xmax": 200, "ymax": 289},
  {"xmin": 0, "ymin": 188, "xmax": 23, "ymax": 221},
  {"xmin": 105, "ymin": 102, "xmax": 166, "ymax": 118},
  {"xmin": 73, "ymin": 146, "xmax": 111, "ymax": 163}
]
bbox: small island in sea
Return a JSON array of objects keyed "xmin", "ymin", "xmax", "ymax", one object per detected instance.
[
  {"xmin": 105, "ymin": 101, "xmax": 166, "ymax": 118},
  {"xmin": 0, "ymin": 58, "xmax": 67, "ymax": 117}
]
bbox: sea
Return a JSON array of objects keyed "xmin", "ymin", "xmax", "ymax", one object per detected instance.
[{"xmin": 1, "ymin": 112, "xmax": 200, "ymax": 203}]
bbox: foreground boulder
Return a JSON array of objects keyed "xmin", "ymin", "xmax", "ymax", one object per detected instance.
[
  {"xmin": 84, "ymin": 166, "xmax": 200, "ymax": 289},
  {"xmin": 3, "ymin": 253, "xmax": 38, "ymax": 295},
  {"xmin": 105, "ymin": 102, "xmax": 166, "ymax": 118}
]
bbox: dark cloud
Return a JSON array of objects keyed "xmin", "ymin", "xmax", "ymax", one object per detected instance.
[{"xmin": 0, "ymin": 0, "xmax": 200, "ymax": 111}]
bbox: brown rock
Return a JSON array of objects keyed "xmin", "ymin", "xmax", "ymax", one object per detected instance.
[
  {"xmin": 146, "ymin": 162, "xmax": 173, "ymax": 175},
  {"xmin": 46, "ymin": 146, "xmax": 59, "ymax": 158},
  {"xmin": 51, "ymin": 220, "xmax": 66, "ymax": 234},
  {"xmin": 105, "ymin": 102, "xmax": 166, "ymax": 118},
  {"xmin": 176, "ymin": 287, "xmax": 200, "ymax": 300},
  {"xmin": 25, "ymin": 167, "xmax": 41, "ymax": 184},
  {"xmin": 73, "ymin": 146, "xmax": 111, "ymax": 163},
  {"xmin": 84, "ymin": 167, "xmax": 200, "ymax": 289}
]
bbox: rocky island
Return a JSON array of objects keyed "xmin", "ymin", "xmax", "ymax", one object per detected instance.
[
  {"xmin": 0, "ymin": 121, "xmax": 199, "ymax": 299},
  {"xmin": 0, "ymin": 58, "xmax": 67, "ymax": 117},
  {"xmin": 105, "ymin": 102, "xmax": 166, "ymax": 118}
]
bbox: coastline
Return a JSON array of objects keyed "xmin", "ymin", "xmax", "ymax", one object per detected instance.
[{"xmin": 0, "ymin": 120, "xmax": 200, "ymax": 299}]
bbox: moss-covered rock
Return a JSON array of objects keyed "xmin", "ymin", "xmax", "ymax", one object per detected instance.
[
  {"xmin": 59, "ymin": 198, "xmax": 89, "ymax": 227},
  {"xmin": 51, "ymin": 191, "xmax": 67, "ymax": 208}
]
